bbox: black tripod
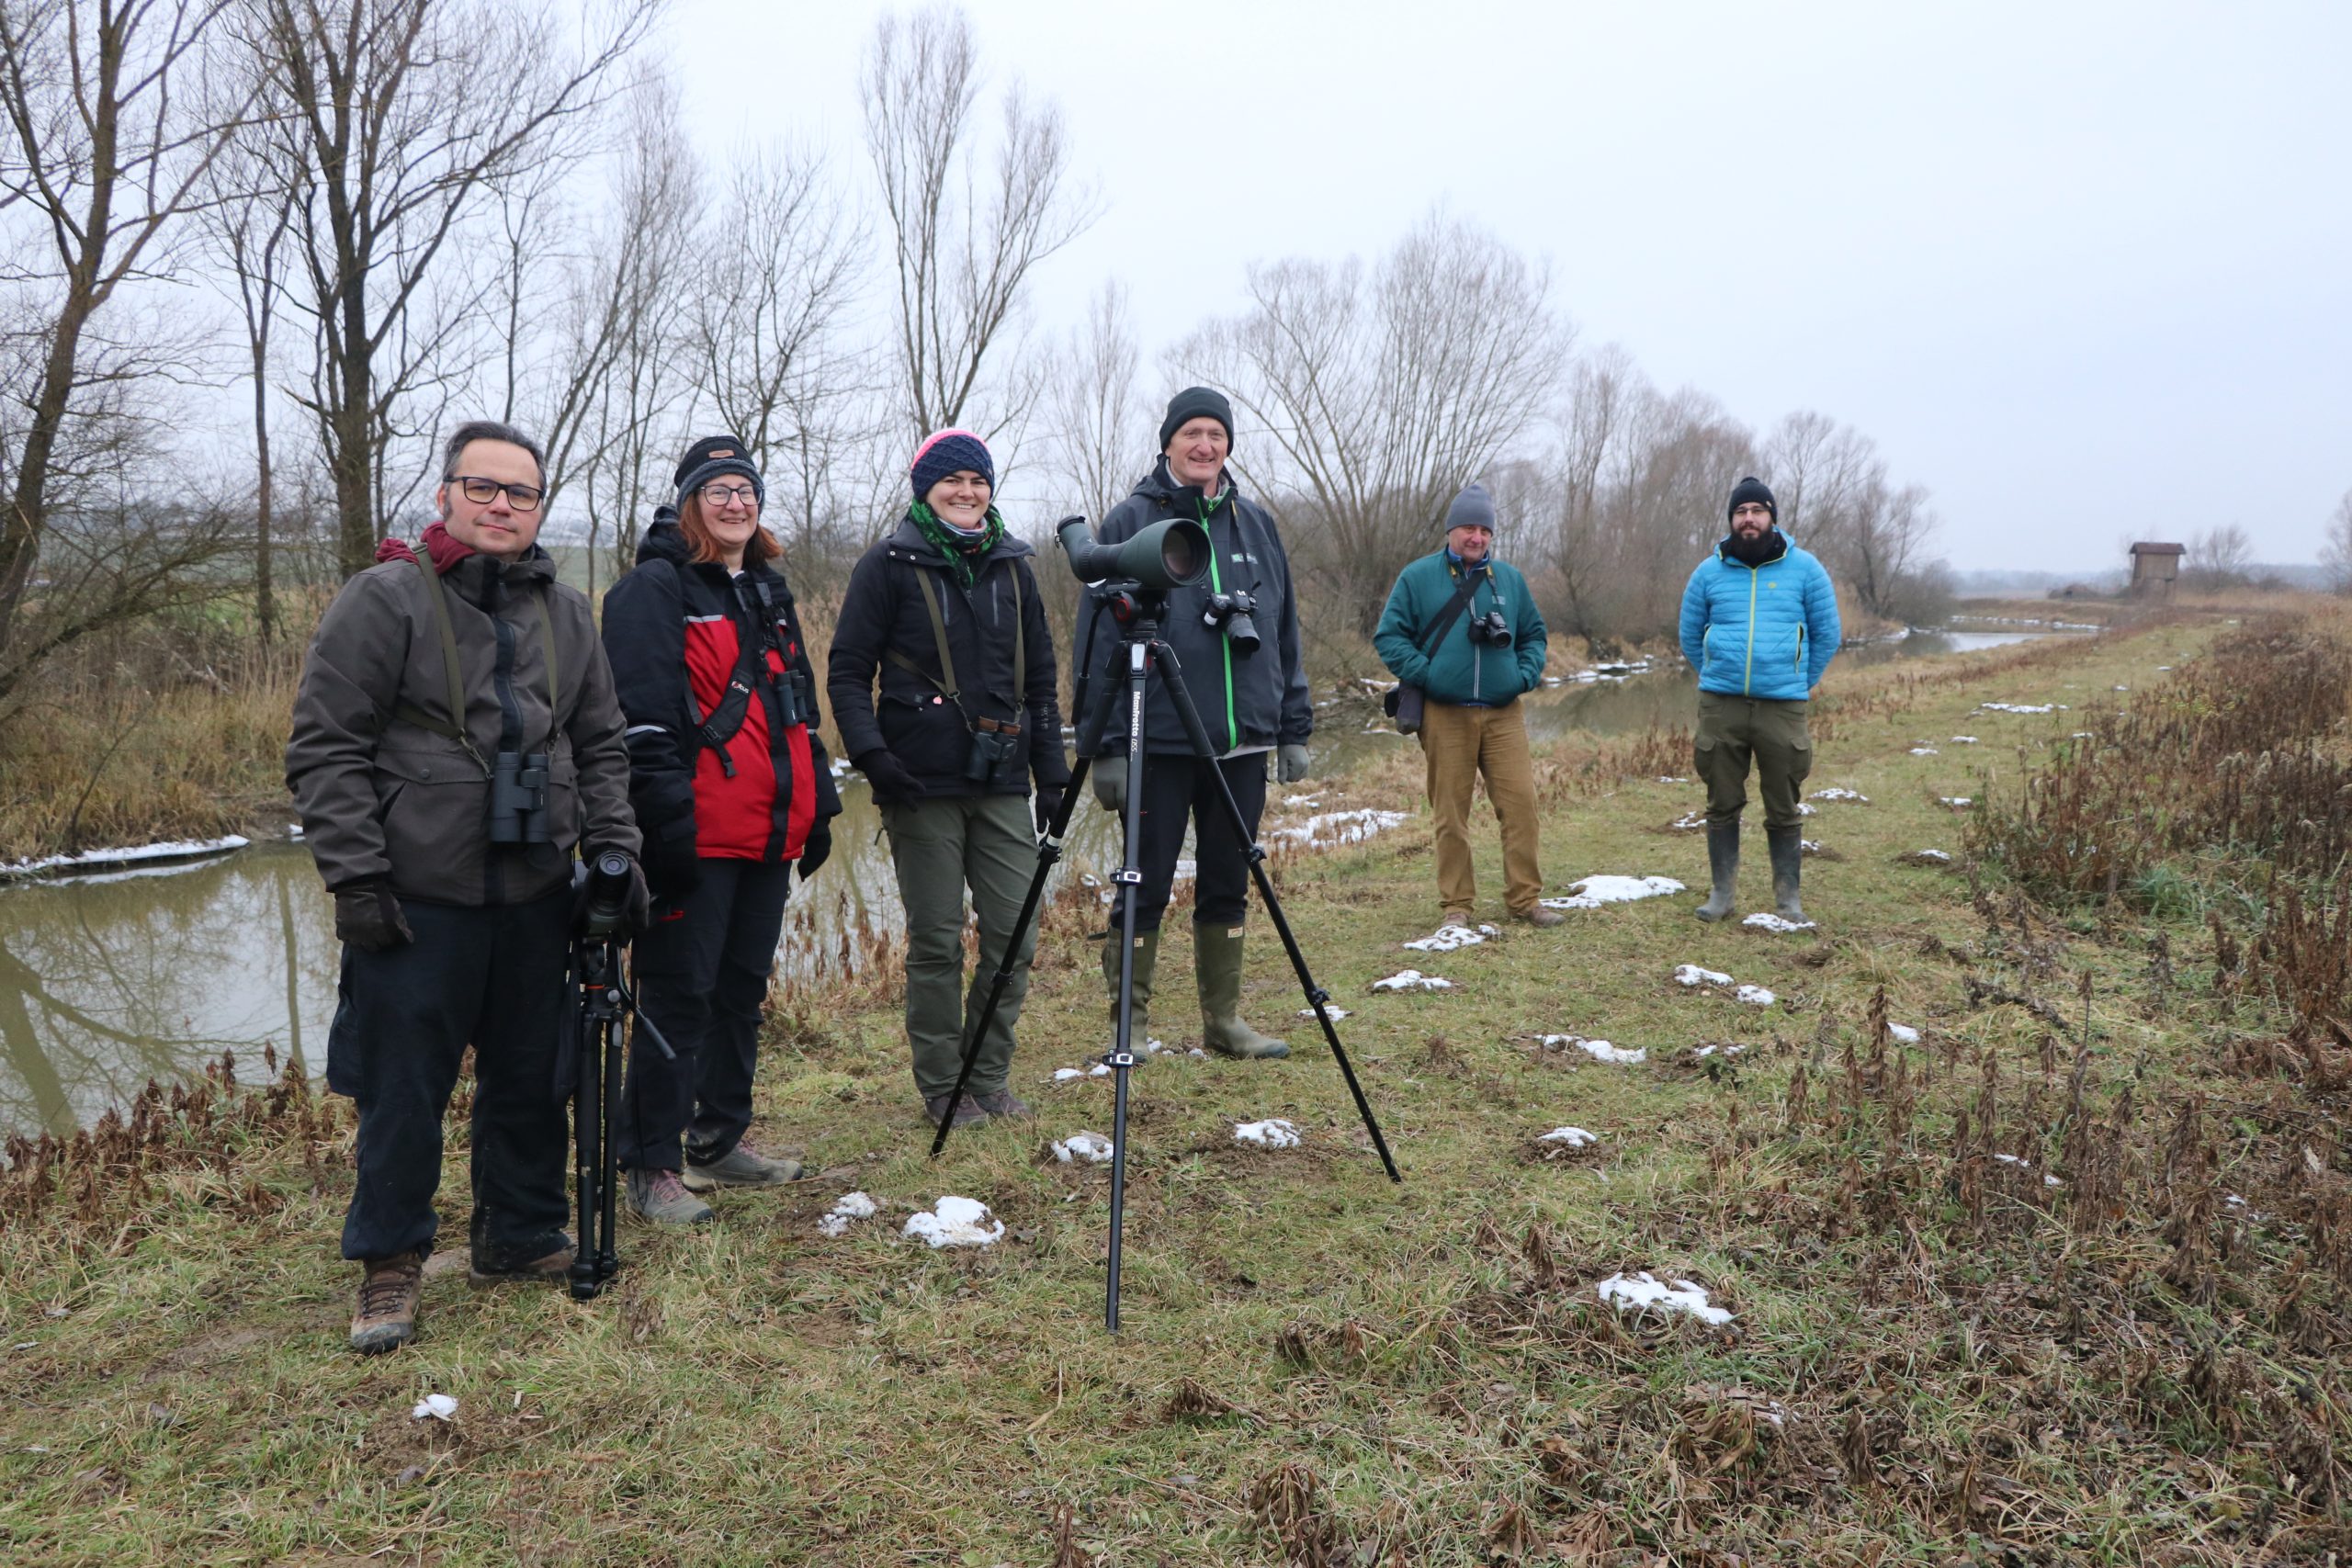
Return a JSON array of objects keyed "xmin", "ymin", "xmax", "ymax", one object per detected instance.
[
  {"xmin": 930, "ymin": 589, "xmax": 1400, "ymax": 1331},
  {"xmin": 569, "ymin": 852, "xmax": 673, "ymax": 1302}
]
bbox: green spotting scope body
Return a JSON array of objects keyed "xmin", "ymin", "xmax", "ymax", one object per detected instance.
[{"xmin": 1056, "ymin": 514, "xmax": 1212, "ymax": 592}]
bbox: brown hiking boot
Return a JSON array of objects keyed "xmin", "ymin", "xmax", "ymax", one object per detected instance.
[
  {"xmin": 350, "ymin": 1249, "xmax": 426, "ymax": 1355},
  {"xmin": 1513, "ymin": 906, "xmax": 1566, "ymax": 928},
  {"xmin": 974, "ymin": 1089, "xmax": 1034, "ymax": 1121},
  {"xmin": 923, "ymin": 1091, "xmax": 989, "ymax": 1130},
  {"xmin": 468, "ymin": 1239, "xmax": 575, "ymax": 1289}
]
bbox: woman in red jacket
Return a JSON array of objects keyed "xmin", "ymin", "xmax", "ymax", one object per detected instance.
[{"xmin": 601, "ymin": 435, "xmax": 841, "ymax": 1225}]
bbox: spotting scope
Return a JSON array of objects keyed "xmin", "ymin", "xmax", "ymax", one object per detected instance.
[{"xmin": 1056, "ymin": 514, "xmax": 1211, "ymax": 592}]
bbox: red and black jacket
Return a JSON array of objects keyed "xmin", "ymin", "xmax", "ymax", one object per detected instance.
[{"xmin": 601, "ymin": 518, "xmax": 841, "ymax": 864}]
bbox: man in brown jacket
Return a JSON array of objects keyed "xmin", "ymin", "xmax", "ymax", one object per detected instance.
[{"xmin": 288, "ymin": 420, "xmax": 643, "ymax": 1354}]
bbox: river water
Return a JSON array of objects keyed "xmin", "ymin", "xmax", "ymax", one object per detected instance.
[{"xmin": 0, "ymin": 626, "xmax": 2064, "ymax": 1138}]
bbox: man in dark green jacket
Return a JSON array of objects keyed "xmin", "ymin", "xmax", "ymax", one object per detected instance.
[{"xmin": 1374, "ymin": 484, "xmax": 1561, "ymax": 931}]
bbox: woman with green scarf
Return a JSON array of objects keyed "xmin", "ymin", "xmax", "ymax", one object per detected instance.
[{"xmin": 828, "ymin": 430, "xmax": 1069, "ymax": 1130}]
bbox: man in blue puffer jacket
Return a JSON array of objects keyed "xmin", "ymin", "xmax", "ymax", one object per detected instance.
[{"xmin": 1678, "ymin": 476, "xmax": 1841, "ymax": 922}]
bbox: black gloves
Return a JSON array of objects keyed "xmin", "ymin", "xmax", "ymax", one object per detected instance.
[
  {"xmin": 854, "ymin": 748, "xmax": 923, "ymax": 807},
  {"xmin": 799, "ymin": 818, "xmax": 833, "ymax": 879},
  {"xmin": 334, "ymin": 878, "xmax": 413, "ymax": 952},
  {"xmin": 1091, "ymin": 752, "xmax": 1127, "ymax": 814},
  {"xmin": 643, "ymin": 823, "xmax": 702, "ymax": 903},
  {"xmin": 1033, "ymin": 787, "xmax": 1063, "ymax": 836},
  {"xmin": 619, "ymin": 854, "xmax": 652, "ymax": 936}
]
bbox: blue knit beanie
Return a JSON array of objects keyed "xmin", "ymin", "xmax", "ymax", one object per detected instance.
[{"xmin": 910, "ymin": 429, "xmax": 994, "ymax": 500}]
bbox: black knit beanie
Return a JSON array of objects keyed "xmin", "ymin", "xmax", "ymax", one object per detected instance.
[
  {"xmin": 1726, "ymin": 475, "xmax": 1776, "ymax": 523},
  {"xmin": 675, "ymin": 434, "xmax": 763, "ymax": 507},
  {"xmin": 1159, "ymin": 386, "xmax": 1235, "ymax": 453}
]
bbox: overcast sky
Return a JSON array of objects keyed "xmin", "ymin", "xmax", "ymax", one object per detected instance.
[{"xmin": 682, "ymin": 0, "xmax": 2349, "ymax": 571}]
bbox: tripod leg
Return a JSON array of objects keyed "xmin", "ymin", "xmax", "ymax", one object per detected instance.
[
  {"xmin": 1146, "ymin": 640, "xmax": 1403, "ymax": 1183},
  {"xmin": 598, "ymin": 1001, "xmax": 624, "ymax": 1286},
  {"xmin": 569, "ymin": 975, "xmax": 601, "ymax": 1301},
  {"xmin": 1104, "ymin": 637, "xmax": 1155, "ymax": 1333},
  {"xmin": 928, "ymin": 754, "xmax": 1094, "ymax": 1156}
]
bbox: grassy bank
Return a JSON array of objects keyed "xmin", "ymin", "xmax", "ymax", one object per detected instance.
[{"xmin": 12, "ymin": 607, "xmax": 2352, "ymax": 1563}]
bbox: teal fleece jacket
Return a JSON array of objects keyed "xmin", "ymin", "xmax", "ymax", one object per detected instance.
[{"xmin": 1374, "ymin": 550, "xmax": 1548, "ymax": 705}]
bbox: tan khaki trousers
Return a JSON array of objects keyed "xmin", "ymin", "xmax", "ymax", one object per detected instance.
[{"xmin": 1418, "ymin": 698, "xmax": 1544, "ymax": 918}]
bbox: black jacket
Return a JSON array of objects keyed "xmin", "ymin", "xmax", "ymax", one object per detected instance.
[
  {"xmin": 601, "ymin": 519, "xmax": 841, "ymax": 865},
  {"xmin": 828, "ymin": 513, "xmax": 1070, "ymax": 798},
  {"xmin": 1070, "ymin": 458, "xmax": 1312, "ymax": 757}
]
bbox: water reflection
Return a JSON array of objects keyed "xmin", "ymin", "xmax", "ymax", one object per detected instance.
[
  {"xmin": 0, "ymin": 623, "xmax": 2086, "ymax": 1138},
  {"xmin": 0, "ymin": 847, "xmax": 336, "ymax": 1137}
]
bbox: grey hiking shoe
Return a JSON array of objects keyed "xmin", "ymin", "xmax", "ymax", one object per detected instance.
[
  {"xmin": 350, "ymin": 1249, "xmax": 425, "ymax": 1355},
  {"xmin": 683, "ymin": 1143, "xmax": 804, "ymax": 1190},
  {"xmin": 924, "ymin": 1091, "xmax": 990, "ymax": 1130},
  {"xmin": 628, "ymin": 1168, "xmax": 714, "ymax": 1225},
  {"xmin": 974, "ymin": 1089, "xmax": 1034, "ymax": 1121},
  {"xmin": 468, "ymin": 1237, "xmax": 574, "ymax": 1289}
]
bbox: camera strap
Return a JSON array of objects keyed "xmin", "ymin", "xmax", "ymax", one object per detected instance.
[
  {"xmin": 1418, "ymin": 568, "xmax": 1487, "ymax": 659},
  {"xmin": 884, "ymin": 561, "xmax": 1024, "ymax": 734},
  {"xmin": 688, "ymin": 575, "xmax": 779, "ymax": 779}
]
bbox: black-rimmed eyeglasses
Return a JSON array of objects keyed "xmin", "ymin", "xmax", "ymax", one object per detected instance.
[{"xmin": 447, "ymin": 474, "xmax": 545, "ymax": 512}]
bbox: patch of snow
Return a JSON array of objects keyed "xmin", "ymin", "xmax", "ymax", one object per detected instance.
[
  {"xmin": 1281, "ymin": 794, "xmax": 1322, "ymax": 807},
  {"xmin": 1797, "ymin": 803, "xmax": 1816, "ymax": 816},
  {"xmin": 1950, "ymin": 735, "xmax": 1979, "ymax": 744},
  {"xmin": 1538, "ymin": 1126, "xmax": 1599, "ymax": 1148},
  {"xmin": 1052, "ymin": 1067, "xmax": 1086, "ymax": 1082},
  {"xmin": 1982, "ymin": 702, "xmax": 2064, "ymax": 714},
  {"xmin": 1297, "ymin": 1005, "xmax": 1350, "ymax": 1021},
  {"xmin": 2112, "ymin": 685, "xmax": 2130, "ymax": 692},
  {"xmin": 1403, "ymin": 922, "xmax": 1500, "ymax": 952},
  {"xmin": 1543, "ymin": 874, "xmax": 1686, "ymax": 910},
  {"xmin": 1887, "ymin": 1023, "xmax": 1921, "ymax": 1044},
  {"xmin": 1938, "ymin": 796, "xmax": 1974, "ymax": 808},
  {"xmin": 1268, "ymin": 808, "xmax": 1410, "ymax": 849},
  {"xmin": 1668, "ymin": 811, "xmax": 1708, "ymax": 830},
  {"xmin": 1596, "ymin": 1271, "xmax": 1735, "ymax": 1326},
  {"xmin": 2069, "ymin": 730, "xmax": 2096, "ymax": 739},
  {"xmin": 1233, "ymin": 1118, "xmax": 1302, "ymax": 1149},
  {"xmin": 1801, "ymin": 840, "xmax": 1825, "ymax": 854},
  {"xmin": 1908, "ymin": 746, "xmax": 1939, "ymax": 756},
  {"xmin": 0, "ymin": 833, "xmax": 251, "ymax": 881},
  {"xmin": 1050, "ymin": 1132, "xmax": 1114, "ymax": 1165},
  {"xmin": 1674, "ymin": 964, "xmax": 1732, "ymax": 987},
  {"xmin": 818, "ymin": 1191, "xmax": 880, "ymax": 1236},
  {"xmin": 1906, "ymin": 849, "xmax": 1953, "ymax": 863},
  {"xmin": 1657, "ymin": 775, "xmax": 1690, "ymax": 784},
  {"xmin": 1372, "ymin": 969, "xmax": 1453, "ymax": 992},
  {"xmin": 1733, "ymin": 985, "xmax": 1777, "ymax": 1007},
  {"xmin": 1537, "ymin": 1032, "xmax": 1646, "ymax": 1065},
  {"xmin": 1808, "ymin": 787, "xmax": 1871, "ymax": 803},
  {"xmin": 903, "ymin": 1196, "xmax": 1003, "ymax": 1248},
  {"xmin": 412, "ymin": 1394, "xmax": 458, "ymax": 1422},
  {"xmin": 1690, "ymin": 1044, "xmax": 1747, "ymax": 1059},
  {"xmin": 1742, "ymin": 913, "xmax": 1815, "ymax": 933}
]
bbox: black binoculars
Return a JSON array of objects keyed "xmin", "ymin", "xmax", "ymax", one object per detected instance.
[
  {"xmin": 1466, "ymin": 610, "xmax": 1513, "ymax": 648},
  {"xmin": 488, "ymin": 750, "xmax": 552, "ymax": 843},
  {"xmin": 1202, "ymin": 590, "xmax": 1261, "ymax": 655},
  {"xmin": 963, "ymin": 716, "xmax": 1024, "ymax": 784}
]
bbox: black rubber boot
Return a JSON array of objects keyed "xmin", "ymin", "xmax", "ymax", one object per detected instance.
[
  {"xmin": 1102, "ymin": 928, "xmax": 1159, "ymax": 1045},
  {"xmin": 1767, "ymin": 826, "xmax": 1805, "ymax": 920},
  {"xmin": 1694, "ymin": 824, "xmax": 1738, "ymax": 921}
]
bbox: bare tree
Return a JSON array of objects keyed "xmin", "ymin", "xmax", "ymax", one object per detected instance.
[
  {"xmin": 2322, "ymin": 490, "xmax": 2352, "ymax": 593},
  {"xmin": 2186, "ymin": 522, "xmax": 2255, "ymax": 587},
  {"xmin": 1178, "ymin": 210, "xmax": 1570, "ymax": 630},
  {"xmin": 1038, "ymin": 279, "xmax": 1139, "ymax": 530},
  {"xmin": 684, "ymin": 141, "xmax": 869, "ymax": 557},
  {"xmin": 249, "ymin": 0, "xmax": 662, "ymax": 578},
  {"xmin": 202, "ymin": 122, "xmax": 299, "ymax": 642},
  {"xmin": 860, "ymin": 5, "xmax": 1093, "ymax": 445},
  {"xmin": 0, "ymin": 0, "xmax": 238, "ymax": 660}
]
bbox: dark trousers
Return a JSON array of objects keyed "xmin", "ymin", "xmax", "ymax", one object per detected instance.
[
  {"xmin": 1694, "ymin": 692, "xmax": 1815, "ymax": 831},
  {"xmin": 620, "ymin": 858, "xmax": 792, "ymax": 1171},
  {"xmin": 328, "ymin": 888, "xmax": 572, "ymax": 1264},
  {"xmin": 1131, "ymin": 751, "xmax": 1267, "ymax": 932}
]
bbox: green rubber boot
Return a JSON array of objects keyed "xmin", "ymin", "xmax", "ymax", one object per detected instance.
[
  {"xmin": 1694, "ymin": 824, "xmax": 1739, "ymax": 922},
  {"xmin": 1768, "ymin": 825, "xmax": 1806, "ymax": 921},
  {"xmin": 1196, "ymin": 925, "xmax": 1289, "ymax": 1060},
  {"xmin": 1102, "ymin": 927, "xmax": 1159, "ymax": 1046}
]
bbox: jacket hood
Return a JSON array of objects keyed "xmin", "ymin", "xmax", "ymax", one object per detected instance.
[
  {"xmin": 881, "ymin": 509, "xmax": 1036, "ymax": 565},
  {"xmin": 1131, "ymin": 454, "xmax": 1240, "ymax": 513}
]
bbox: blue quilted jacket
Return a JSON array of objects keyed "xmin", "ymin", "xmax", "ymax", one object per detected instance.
[{"xmin": 1678, "ymin": 535, "xmax": 1841, "ymax": 699}]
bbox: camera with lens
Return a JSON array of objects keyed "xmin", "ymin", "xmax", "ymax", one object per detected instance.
[
  {"xmin": 1202, "ymin": 590, "xmax": 1261, "ymax": 655},
  {"xmin": 963, "ymin": 716, "xmax": 1024, "ymax": 785},
  {"xmin": 1466, "ymin": 610, "xmax": 1513, "ymax": 648},
  {"xmin": 488, "ymin": 750, "xmax": 552, "ymax": 843}
]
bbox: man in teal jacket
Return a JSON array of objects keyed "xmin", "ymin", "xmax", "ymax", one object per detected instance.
[
  {"xmin": 1374, "ymin": 483, "xmax": 1560, "ymax": 931},
  {"xmin": 1677, "ymin": 475, "xmax": 1841, "ymax": 922}
]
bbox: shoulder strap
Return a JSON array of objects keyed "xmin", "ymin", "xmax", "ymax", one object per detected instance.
[
  {"xmin": 883, "ymin": 568, "xmax": 966, "ymax": 712},
  {"xmin": 389, "ymin": 554, "xmax": 492, "ymax": 778},
  {"xmin": 1010, "ymin": 559, "xmax": 1024, "ymax": 705},
  {"xmin": 1417, "ymin": 566, "xmax": 1485, "ymax": 658},
  {"xmin": 690, "ymin": 580, "xmax": 772, "ymax": 776}
]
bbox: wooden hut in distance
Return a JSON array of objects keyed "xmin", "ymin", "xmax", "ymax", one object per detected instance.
[{"xmin": 2129, "ymin": 541, "xmax": 2184, "ymax": 600}]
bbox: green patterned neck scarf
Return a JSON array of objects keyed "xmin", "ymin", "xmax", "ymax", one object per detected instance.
[{"xmin": 909, "ymin": 502, "xmax": 1005, "ymax": 589}]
